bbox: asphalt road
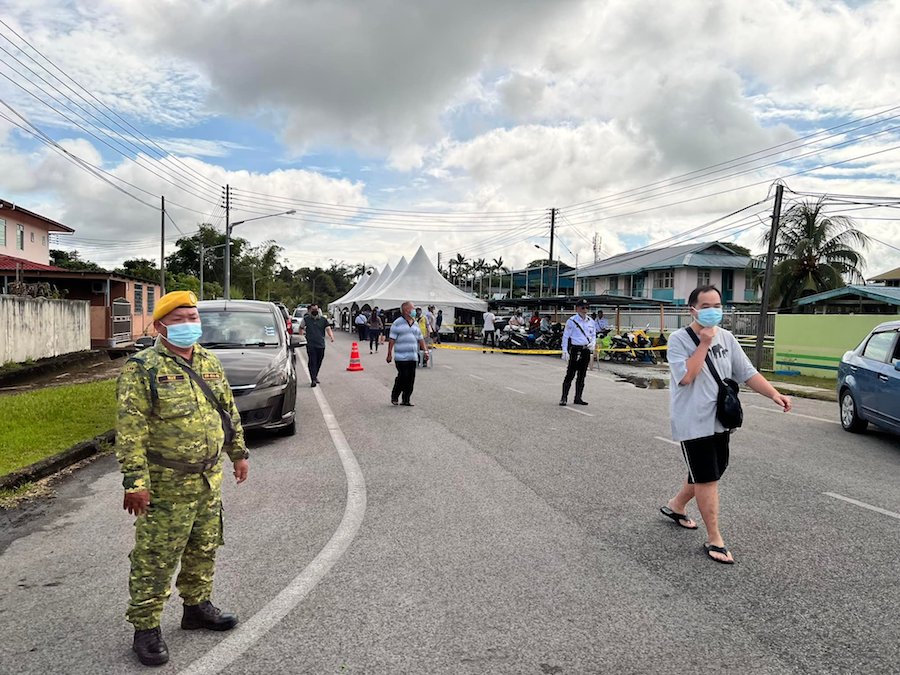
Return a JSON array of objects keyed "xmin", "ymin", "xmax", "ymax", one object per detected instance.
[{"xmin": 1, "ymin": 333, "xmax": 898, "ymax": 674}]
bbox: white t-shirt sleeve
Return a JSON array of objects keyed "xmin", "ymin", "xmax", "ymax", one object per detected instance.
[{"xmin": 667, "ymin": 330, "xmax": 693, "ymax": 386}]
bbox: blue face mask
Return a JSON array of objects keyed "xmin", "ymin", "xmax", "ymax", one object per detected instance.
[
  {"xmin": 163, "ymin": 321, "xmax": 203, "ymax": 348},
  {"xmin": 695, "ymin": 307, "xmax": 723, "ymax": 328}
]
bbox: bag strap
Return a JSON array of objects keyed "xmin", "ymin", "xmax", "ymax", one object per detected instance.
[
  {"xmin": 175, "ymin": 361, "xmax": 237, "ymax": 445},
  {"xmin": 685, "ymin": 326, "xmax": 725, "ymax": 388},
  {"xmin": 571, "ymin": 317, "xmax": 590, "ymax": 341}
]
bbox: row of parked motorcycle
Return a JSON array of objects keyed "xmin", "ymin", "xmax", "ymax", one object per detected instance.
[{"xmin": 494, "ymin": 323, "xmax": 668, "ymax": 363}]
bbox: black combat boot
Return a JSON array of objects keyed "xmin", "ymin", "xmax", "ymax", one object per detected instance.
[
  {"xmin": 133, "ymin": 627, "xmax": 169, "ymax": 666},
  {"xmin": 181, "ymin": 600, "xmax": 239, "ymax": 631}
]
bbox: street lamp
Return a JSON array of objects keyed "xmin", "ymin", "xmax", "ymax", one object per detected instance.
[
  {"xmin": 534, "ymin": 243, "xmax": 560, "ymax": 296},
  {"xmin": 224, "ymin": 209, "xmax": 296, "ymax": 299}
]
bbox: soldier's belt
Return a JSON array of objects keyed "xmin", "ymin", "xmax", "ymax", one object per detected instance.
[{"xmin": 146, "ymin": 450, "xmax": 220, "ymax": 474}]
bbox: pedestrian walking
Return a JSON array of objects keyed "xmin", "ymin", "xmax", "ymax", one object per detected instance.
[
  {"xmin": 434, "ymin": 309, "xmax": 444, "ymax": 344},
  {"xmin": 115, "ymin": 291, "xmax": 249, "ymax": 667},
  {"xmin": 386, "ymin": 301, "xmax": 427, "ymax": 406},
  {"xmin": 414, "ymin": 307, "xmax": 430, "ymax": 367},
  {"xmin": 300, "ymin": 304, "xmax": 335, "ymax": 387},
  {"xmin": 354, "ymin": 309, "xmax": 369, "ymax": 342},
  {"xmin": 482, "ymin": 309, "xmax": 496, "ymax": 352},
  {"xmin": 368, "ymin": 306, "xmax": 384, "ymax": 354},
  {"xmin": 660, "ymin": 285, "xmax": 792, "ymax": 564},
  {"xmin": 560, "ymin": 299, "xmax": 596, "ymax": 406}
]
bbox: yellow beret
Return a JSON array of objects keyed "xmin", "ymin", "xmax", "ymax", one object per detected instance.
[{"xmin": 153, "ymin": 290, "xmax": 198, "ymax": 321}]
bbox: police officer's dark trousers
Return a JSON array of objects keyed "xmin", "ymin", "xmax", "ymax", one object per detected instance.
[{"xmin": 562, "ymin": 345, "xmax": 590, "ymax": 401}]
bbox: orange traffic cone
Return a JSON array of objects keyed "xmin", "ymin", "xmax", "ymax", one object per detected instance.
[{"xmin": 346, "ymin": 342, "xmax": 365, "ymax": 372}]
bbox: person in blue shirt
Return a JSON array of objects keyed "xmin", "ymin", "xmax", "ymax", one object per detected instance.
[
  {"xmin": 560, "ymin": 299, "xmax": 597, "ymax": 406},
  {"xmin": 595, "ymin": 310, "xmax": 610, "ymax": 333},
  {"xmin": 386, "ymin": 301, "xmax": 428, "ymax": 406}
]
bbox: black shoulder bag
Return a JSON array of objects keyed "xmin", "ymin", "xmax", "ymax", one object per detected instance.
[
  {"xmin": 177, "ymin": 363, "xmax": 237, "ymax": 445},
  {"xmin": 685, "ymin": 327, "xmax": 743, "ymax": 430}
]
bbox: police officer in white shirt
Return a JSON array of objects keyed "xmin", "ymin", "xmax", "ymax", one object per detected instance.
[{"xmin": 560, "ymin": 299, "xmax": 597, "ymax": 406}]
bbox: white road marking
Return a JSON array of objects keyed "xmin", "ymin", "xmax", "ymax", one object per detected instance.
[
  {"xmin": 563, "ymin": 406, "xmax": 594, "ymax": 417},
  {"xmin": 749, "ymin": 405, "xmax": 839, "ymax": 425},
  {"xmin": 441, "ymin": 365, "xmax": 453, "ymax": 370},
  {"xmin": 824, "ymin": 492, "xmax": 900, "ymax": 521},
  {"xmin": 505, "ymin": 387, "xmax": 525, "ymax": 394},
  {"xmin": 469, "ymin": 374, "xmax": 484, "ymax": 381},
  {"xmin": 654, "ymin": 436, "xmax": 680, "ymax": 447},
  {"xmin": 179, "ymin": 355, "xmax": 367, "ymax": 675}
]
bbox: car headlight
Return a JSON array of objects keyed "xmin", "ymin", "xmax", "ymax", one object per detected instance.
[{"xmin": 257, "ymin": 365, "xmax": 289, "ymax": 388}]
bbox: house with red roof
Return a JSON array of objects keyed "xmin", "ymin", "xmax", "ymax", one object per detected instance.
[{"xmin": 1, "ymin": 200, "xmax": 161, "ymax": 348}]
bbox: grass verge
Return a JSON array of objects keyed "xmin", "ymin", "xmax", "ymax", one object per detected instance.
[
  {"xmin": 0, "ymin": 379, "xmax": 116, "ymax": 477},
  {"xmin": 763, "ymin": 372, "xmax": 836, "ymax": 390}
]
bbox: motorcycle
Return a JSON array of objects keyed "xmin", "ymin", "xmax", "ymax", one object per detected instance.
[{"xmin": 497, "ymin": 324, "xmax": 531, "ymax": 350}]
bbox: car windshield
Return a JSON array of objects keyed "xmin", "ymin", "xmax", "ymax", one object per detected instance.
[{"xmin": 198, "ymin": 309, "xmax": 282, "ymax": 347}]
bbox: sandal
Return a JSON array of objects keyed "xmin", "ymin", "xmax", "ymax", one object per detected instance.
[
  {"xmin": 659, "ymin": 506, "xmax": 698, "ymax": 530},
  {"xmin": 703, "ymin": 543, "xmax": 735, "ymax": 565}
]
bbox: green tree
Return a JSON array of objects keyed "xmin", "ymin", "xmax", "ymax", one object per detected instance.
[
  {"xmin": 757, "ymin": 198, "xmax": 870, "ymax": 308},
  {"xmin": 116, "ymin": 258, "xmax": 159, "ymax": 282},
  {"xmin": 50, "ymin": 249, "xmax": 106, "ymax": 271}
]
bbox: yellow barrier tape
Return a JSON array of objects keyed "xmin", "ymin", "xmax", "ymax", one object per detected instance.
[
  {"xmin": 600, "ymin": 345, "xmax": 669, "ymax": 352},
  {"xmin": 433, "ymin": 344, "xmax": 561, "ymax": 355}
]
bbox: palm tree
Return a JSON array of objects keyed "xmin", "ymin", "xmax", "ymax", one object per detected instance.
[
  {"xmin": 449, "ymin": 253, "xmax": 467, "ymax": 287},
  {"xmin": 491, "ymin": 256, "xmax": 507, "ymax": 297},
  {"xmin": 757, "ymin": 198, "xmax": 870, "ymax": 308},
  {"xmin": 474, "ymin": 258, "xmax": 487, "ymax": 297}
]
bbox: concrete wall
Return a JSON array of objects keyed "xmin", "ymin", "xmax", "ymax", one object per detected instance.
[
  {"xmin": 774, "ymin": 314, "xmax": 900, "ymax": 379},
  {"xmin": 0, "ymin": 295, "xmax": 91, "ymax": 364}
]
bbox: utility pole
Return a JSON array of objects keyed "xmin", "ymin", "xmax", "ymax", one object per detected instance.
[
  {"xmin": 549, "ymin": 208, "xmax": 556, "ymax": 262},
  {"xmin": 223, "ymin": 184, "xmax": 231, "ymax": 299},
  {"xmin": 437, "ymin": 252, "xmax": 442, "ymax": 272},
  {"xmin": 199, "ymin": 243, "xmax": 205, "ymax": 301},
  {"xmin": 754, "ymin": 183, "xmax": 784, "ymax": 369},
  {"xmin": 160, "ymin": 196, "xmax": 166, "ymax": 294}
]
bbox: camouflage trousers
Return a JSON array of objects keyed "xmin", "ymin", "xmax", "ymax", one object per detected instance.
[{"xmin": 127, "ymin": 476, "xmax": 223, "ymax": 630}]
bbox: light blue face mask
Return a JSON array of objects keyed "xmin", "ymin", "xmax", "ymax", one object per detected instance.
[
  {"xmin": 696, "ymin": 307, "xmax": 723, "ymax": 328},
  {"xmin": 163, "ymin": 321, "xmax": 203, "ymax": 348}
]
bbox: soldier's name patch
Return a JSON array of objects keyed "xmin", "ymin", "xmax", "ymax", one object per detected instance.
[
  {"xmin": 157, "ymin": 374, "xmax": 186, "ymax": 383},
  {"xmin": 201, "ymin": 372, "xmax": 221, "ymax": 381}
]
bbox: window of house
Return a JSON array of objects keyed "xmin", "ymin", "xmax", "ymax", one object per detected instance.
[
  {"xmin": 609, "ymin": 275, "xmax": 619, "ymax": 292},
  {"xmin": 30, "ymin": 231, "xmax": 35, "ymax": 243},
  {"xmin": 0, "ymin": 219, "xmax": 6, "ymax": 247},
  {"xmin": 134, "ymin": 284, "xmax": 144, "ymax": 314},
  {"xmin": 654, "ymin": 270, "xmax": 674, "ymax": 289},
  {"xmin": 147, "ymin": 287, "xmax": 155, "ymax": 315},
  {"xmin": 16, "ymin": 224, "xmax": 24, "ymax": 250},
  {"xmin": 697, "ymin": 269, "xmax": 711, "ymax": 286},
  {"xmin": 580, "ymin": 278, "xmax": 592, "ymax": 294}
]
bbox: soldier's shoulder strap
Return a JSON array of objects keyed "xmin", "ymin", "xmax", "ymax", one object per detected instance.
[{"xmin": 126, "ymin": 348, "xmax": 160, "ymax": 402}]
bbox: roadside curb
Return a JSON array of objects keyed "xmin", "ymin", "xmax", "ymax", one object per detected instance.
[
  {"xmin": 770, "ymin": 386, "xmax": 836, "ymax": 403},
  {"xmin": 0, "ymin": 430, "xmax": 115, "ymax": 491}
]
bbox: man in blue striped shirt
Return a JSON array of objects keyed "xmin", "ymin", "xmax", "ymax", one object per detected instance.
[{"xmin": 386, "ymin": 301, "xmax": 428, "ymax": 406}]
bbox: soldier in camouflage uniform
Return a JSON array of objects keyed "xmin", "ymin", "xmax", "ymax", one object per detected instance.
[{"xmin": 116, "ymin": 290, "xmax": 249, "ymax": 666}]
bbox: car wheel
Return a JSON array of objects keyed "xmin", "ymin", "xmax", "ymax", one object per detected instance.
[{"xmin": 840, "ymin": 389, "xmax": 868, "ymax": 433}]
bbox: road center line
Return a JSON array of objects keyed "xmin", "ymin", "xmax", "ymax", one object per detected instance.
[
  {"xmin": 179, "ymin": 354, "xmax": 367, "ymax": 675},
  {"xmin": 563, "ymin": 406, "xmax": 594, "ymax": 417},
  {"xmin": 469, "ymin": 374, "xmax": 484, "ymax": 381},
  {"xmin": 749, "ymin": 405, "xmax": 839, "ymax": 425},
  {"xmin": 823, "ymin": 492, "xmax": 900, "ymax": 520},
  {"xmin": 505, "ymin": 387, "xmax": 525, "ymax": 394},
  {"xmin": 441, "ymin": 365, "xmax": 453, "ymax": 370},
  {"xmin": 654, "ymin": 436, "xmax": 680, "ymax": 447}
]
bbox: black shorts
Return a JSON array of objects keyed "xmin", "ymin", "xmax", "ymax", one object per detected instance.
[{"xmin": 681, "ymin": 432, "xmax": 730, "ymax": 484}]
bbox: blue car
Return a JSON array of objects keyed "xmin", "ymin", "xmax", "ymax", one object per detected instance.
[{"xmin": 837, "ymin": 320, "xmax": 900, "ymax": 434}]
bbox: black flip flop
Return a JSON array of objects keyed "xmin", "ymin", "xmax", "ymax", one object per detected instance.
[
  {"xmin": 659, "ymin": 506, "xmax": 698, "ymax": 530},
  {"xmin": 703, "ymin": 543, "xmax": 735, "ymax": 565}
]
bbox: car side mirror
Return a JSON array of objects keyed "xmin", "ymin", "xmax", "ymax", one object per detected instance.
[
  {"xmin": 894, "ymin": 361, "xmax": 900, "ymax": 372},
  {"xmin": 289, "ymin": 335, "xmax": 302, "ymax": 349}
]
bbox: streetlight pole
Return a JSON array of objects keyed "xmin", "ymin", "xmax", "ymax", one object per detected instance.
[{"xmin": 223, "ymin": 207, "xmax": 296, "ymax": 299}]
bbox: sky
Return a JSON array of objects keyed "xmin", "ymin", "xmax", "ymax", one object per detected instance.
[{"xmin": 1, "ymin": 0, "xmax": 899, "ymax": 278}]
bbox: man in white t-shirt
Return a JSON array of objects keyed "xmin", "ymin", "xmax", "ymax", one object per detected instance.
[
  {"xmin": 482, "ymin": 310, "xmax": 496, "ymax": 352},
  {"xmin": 659, "ymin": 285, "xmax": 792, "ymax": 565}
]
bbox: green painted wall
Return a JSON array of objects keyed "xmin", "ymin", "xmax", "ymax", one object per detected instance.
[{"xmin": 774, "ymin": 314, "xmax": 900, "ymax": 378}]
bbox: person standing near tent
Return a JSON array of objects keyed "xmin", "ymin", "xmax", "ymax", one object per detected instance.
[
  {"xmin": 434, "ymin": 309, "xmax": 444, "ymax": 344},
  {"xmin": 414, "ymin": 307, "xmax": 430, "ymax": 367},
  {"xmin": 367, "ymin": 306, "xmax": 384, "ymax": 354},
  {"xmin": 387, "ymin": 302, "xmax": 427, "ymax": 406},
  {"xmin": 354, "ymin": 310, "xmax": 368, "ymax": 343},
  {"xmin": 482, "ymin": 309, "xmax": 496, "ymax": 352}
]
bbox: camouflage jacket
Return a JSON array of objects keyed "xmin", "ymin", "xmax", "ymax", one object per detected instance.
[{"xmin": 115, "ymin": 342, "xmax": 247, "ymax": 493}]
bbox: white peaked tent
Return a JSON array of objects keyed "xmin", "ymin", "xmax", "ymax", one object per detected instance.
[
  {"xmin": 359, "ymin": 262, "xmax": 393, "ymax": 299},
  {"xmin": 359, "ymin": 246, "xmax": 487, "ymax": 312},
  {"xmin": 328, "ymin": 267, "xmax": 380, "ymax": 315}
]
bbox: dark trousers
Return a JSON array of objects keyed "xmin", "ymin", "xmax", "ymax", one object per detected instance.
[
  {"xmin": 306, "ymin": 345, "xmax": 326, "ymax": 381},
  {"xmin": 356, "ymin": 324, "xmax": 367, "ymax": 342},
  {"xmin": 369, "ymin": 329, "xmax": 380, "ymax": 352},
  {"xmin": 391, "ymin": 360, "xmax": 417, "ymax": 403},
  {"xmin": 562, "ymin": 345, "xmax": 590, "ymax": 401},
  {"xmin": 482, "ymin": 329, "xmax": 495, "ymax": 347}
]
